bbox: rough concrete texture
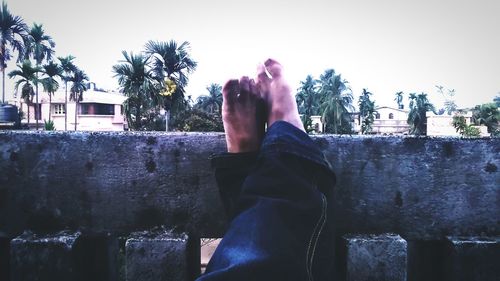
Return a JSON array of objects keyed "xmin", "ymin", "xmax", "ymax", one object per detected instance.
[
  {"xmin": 343, "ymin": 234, "xmax": 407, "ymax": 281},
  {"xmin": 0, "ymin": 235, "xmax": 9, "ymax": 281},
  {"xmin": 10, "ymin": 231, "xmax": 81, "ymax": 281},
  {"xmin": 444, "ymin": 236, "xmax": 500, "ymax": 281},
  {"xmin": 0, "ymin": 131, "xmax": 498, "ymax": 239},
  {"xmin": 125, "ymin": 230, "xmax": 193, "ymax": 281}
]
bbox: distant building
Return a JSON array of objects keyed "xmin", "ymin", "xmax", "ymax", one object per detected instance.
[
  {"xmin": 426, "ymin": 112, "xmax": 489, "ymax": 137},
  {"xmin": 12, "ymin": 86, "xmax": 128, "ymax": 131},
  {"xmin": 352, "ymin": 106, "xmax": 410, "ymax": 135},
  {"xmin": 310, "ymin": 115, "xmax": 323, "ymax": 133}
]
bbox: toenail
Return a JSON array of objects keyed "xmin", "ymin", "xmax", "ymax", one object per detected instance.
[{"xmin": 262, "ymin": 64, "xmax": 273, "ymax": 79}]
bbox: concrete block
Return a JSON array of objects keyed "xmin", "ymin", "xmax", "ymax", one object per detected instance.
[
  {"xmin": 125, "ymin": 230, "xmax": 197, "ymax": 281},
  {"xmin": 445, "ymin": 236, "xmax": 500, "ymax": 281},
  {"xmin": 10, "ymin": 231, "xmax": 81, "ymax": 281},
  {"xmin": 343, "ymin": 234, "xmax": 407, "ymax": 281}
]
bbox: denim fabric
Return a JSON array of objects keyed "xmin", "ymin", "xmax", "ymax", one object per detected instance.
[{"xmin": 199, "ymin": 121, "xmax": 336, "ymax": 281}]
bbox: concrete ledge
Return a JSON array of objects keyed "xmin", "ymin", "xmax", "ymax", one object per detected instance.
[
  {"xmin": 10, "ymin": 231, "xmax": 81, "ymax": 281},
  {"xmin": 444, "ymin": 236, "xmax": 500, "ymax": 281},
  {"xmin": 342, "ymin": 234, "xmax": 407, "ymax": 281},
  {"xmin": 125, "ymin": 230, "xmax": 196, "ymax": 281},
  {"xmin": 0, "ymin": 131, "xmax": 498, "ymax": 239}
]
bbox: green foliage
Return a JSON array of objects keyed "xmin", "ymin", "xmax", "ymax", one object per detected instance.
[
  {"xmin": 317, "ymin": 69, "xmax": 353, "ymax": 134},
  {"xmin": 195, "ymin": 83, "xmax": 222, "ymax": 115},
  {"xmin": 295, "ymin": 70, "xmax": 354, "ymax": 134},
  {"xmin": 452, "ymin": 115, "xmax": 480, "ymax": 137},
  {"xmin": 296, "ymin": 75, "xmax": 321, "ymax": 133},
  {"xmin": 144, "ymin": 40, "xmax": 197, "ymax": 122},
  {"xmin": 43, "ymin": 119, "xmax": 55, "ymax": 130},
  {"xmin": 394, "ymin": 91, "xmax": 404, "ymax": 109},
  {"xmin": 113, "ymin": 51, "xmax": 157, "ymax": 130},
  {"xmin": 472, "ymin": 103, "xmax": 499, "ymax": 136},
  {"xmin": 300, "ymin": 115, "xmax": 315, "ymax": 133},
  {"xmin": 25, "ymin": 23, "xmax": 55, "ymax": 65},
  {"xmin": 8, "ymin": 60, "xmax": 41, "ymax": 124},
  {"xmin": 58, "ymin": 55, "xmax": 77, "ymax": 131},
  {"xmin": 172, "ymin": 109, "xmax": 223, "ymax": 132},
  {"xmin": 0, "ymin": 2, "xmax": 30, "ymax": 102},
  {"xmin": 407, "ymin": 93, "xmax": 435, "ymax": 135},
  {"xmin": 114, "ymin": 40, "xmax": 197, "ymax": 131},
  {"xmin": 358, "ymin": 89, "xmax": 376, "ymax": 134},
  {"xmin": 494, "ymin": 94, "xmax": 500, "ymax": 107},
  {"xmin": 435, "ymin": 85, "xmax": 457, "ymax": 115}
]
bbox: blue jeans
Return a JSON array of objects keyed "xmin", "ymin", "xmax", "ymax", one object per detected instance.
[{"xmin": 198, "ymin": 121, "xmax": 336, "ymax": 281}]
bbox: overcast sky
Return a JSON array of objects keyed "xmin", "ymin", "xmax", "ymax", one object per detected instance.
[{"xmin": 6, "ymin": 0, "xmax": 500, "ymax": 109}]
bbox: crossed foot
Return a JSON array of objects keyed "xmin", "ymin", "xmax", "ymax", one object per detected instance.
[{"xmin": 222, "ymin": 59, "xmax": 305, "ymax": 153}]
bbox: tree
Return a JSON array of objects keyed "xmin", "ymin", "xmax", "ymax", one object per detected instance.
[
  {"xmin": 494, "ymin": 93, "xmax": 500, "ymax": 107},
  {"xmin": 394, "ymin": 91, "xmax": 404, "ymax": 109},
  {"xmin": 472, "ymin": 103, "xmax": 499, "ymax": 136},
  {"xmin": 172, "ymin": 108, "xmax": 223, "ymax": 132},
  {"xmin": 317, "ymin": 69, "xmax": 353, "ymax": 134},
  {"xmin": 452, "ymin": 114, "xmax": 480, "ymax": 137},
  {"xmin": 40, "ymin": 61, "xmax": 62, "ymax": 122},
  {"xmin": 195, "ymin": 83, "xmax": 222, "ymax": 115},
  {"xmin": 144, "ymin": 40, "xmax": 197, "ymax": 131},
  {"xmin": 58, "ymin": 55, "xmax": 77, "ymax": 130},
  {"xmin": 8, "ymin": 60, "xmax": 40, "ymax": 125},
  {"xmin": 113, "ymin": 51, "xmax": 157, "ymax": 130},
  {"xmin": 435, "ymin": 85, "xmax": 457, "ymax": 115},
  {"xmin": 68, "ymin": 69, "xmax": 88, "ymax": 130},
  {"xmin": 407, "ymin": 93, "xmax": 435, "ymax": 135},
  {"xmin": 296, "ymin": 75, "xmax": 320, "ymax": 132},
  {"xmin": 25, "ymin": 23, "xmax": 55, "ymax": 129},
  {"xmin": 0, "ymin": 2, "xmax": 29, "ymax": 103},
  {"xmin": 358, "ymin": 88, "xmax": 376, "ymax": 134}
]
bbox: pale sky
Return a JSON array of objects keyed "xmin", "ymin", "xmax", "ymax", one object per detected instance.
[{"xmin": 6, "ymin": 0, "xmax": 500, "ymax": 109}]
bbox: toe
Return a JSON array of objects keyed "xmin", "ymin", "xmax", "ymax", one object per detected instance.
[
  {"xmin": 264, "ymin": 58, "xmax": 283, "ymax": 79},
  {"xmin": 257, "ymin": 63, "xmax": 272, "ymax": 83},
  {"xmin": 222, "ymin": 79, "xmax": 239, "ymax": 106},
  {"xmin": 249, "ymin": 79, "xmax": 259, "ymax": 99},
  {"xmin": 239, "ymin": 76, "xmax": 250, "ymax": 100}
]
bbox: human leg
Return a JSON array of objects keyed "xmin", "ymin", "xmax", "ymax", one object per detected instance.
[{"xmin": 200, "ymin": 60, "xmax": 335, "ymax": 281}]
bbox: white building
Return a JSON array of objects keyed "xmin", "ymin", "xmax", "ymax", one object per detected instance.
[
  {"xmin": 352, "ymin": 106, "xmax": 410, "ymax": 135},
  {"xmin": 426, "ymin": 112, "xmax": 489, "ymax": 137},
  {"xmin": 12, "ymin": 87, "xmax": 128, "ymax": 131}
]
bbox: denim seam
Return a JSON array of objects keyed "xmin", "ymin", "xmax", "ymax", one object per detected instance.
[
  {"xmin": 309, "ymin": 194, "xmax": 327, "ymax": 280},
  {"xmin": 305, "ymin": 191, "xmax": 327, "ymax": 281}
]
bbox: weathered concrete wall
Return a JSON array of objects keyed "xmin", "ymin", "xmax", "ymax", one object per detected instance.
[{"xmin": 0, "ymin": 131, "xmax": 498, "ymax": 239}]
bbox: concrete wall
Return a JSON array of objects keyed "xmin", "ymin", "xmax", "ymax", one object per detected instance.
[{"xmin": 0, "ymin": 131, "xmax": 498, "ymax": 280}]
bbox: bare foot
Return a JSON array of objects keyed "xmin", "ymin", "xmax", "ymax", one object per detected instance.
[
  {"xmin": 257, "ymin": 59, "xmax": 305, "ymax": 131},
  {"xmin": 222, "ymin": 77, "xmax": 266, "ymax": 153}
]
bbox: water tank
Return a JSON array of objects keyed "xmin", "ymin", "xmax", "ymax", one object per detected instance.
[{"xmin": 0, "ymin": 104, "xmax": 19, "ymax": 123}]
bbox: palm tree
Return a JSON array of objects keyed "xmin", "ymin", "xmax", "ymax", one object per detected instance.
[
  {"xmin": 8, "ymin": 60, "xmax": 40, "ymax": 125},
  {"xmin": 358, "ymin": 89, "xmax": 376, "ymax": 134},
  {"xmin": 394, "ymin": 91, "xmax": 404, "ymax": 109},
  {"xmin": 144, "ymin": 40, "xmax": 197, "ymax": 131},
  {"xmin": 494, "ymin": 93, "xmax": 500, "ymax": 107},
  {"xmin": 58, "ymin": 55, "xmax": 77, "ymax": 130},
  {"xmin": 407, "ymin": 92, "xmax": 435, "ymax": 135},
  {"xmin": 40, "ymin": 61, "xmax": 62, "ymax": 122},
  {"xmin": 0, "ymin": 2, "xmax": 29, "ymax": 103},
  {"xmin": 296, "ymin": 75, "xmax": 319, "ymax": 131},
  {"xmin": 113, "ymin": 51, "xmax": 156, "ymax": 130},
  {"xmin": 195, "ymin": 83, "xmax": 222, "ymax": 115},
  {"xmin": 25, "ymin": 23, "xmax": 55, "ymax": 129},
  {"xmin": 472, "ymin": 103, "xmax": 499, "ymax": 135},
  {"xmin": 68, "ymin": 69, "xmax": 88, "ymax": 130},
  {"xmin": 317, "ymin": 69, "xmax": 353, "ymax": 134}
]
